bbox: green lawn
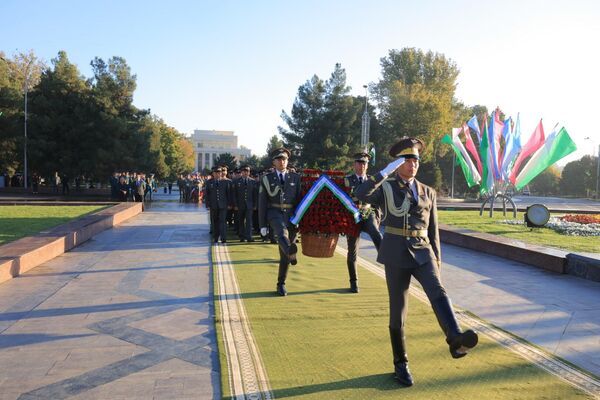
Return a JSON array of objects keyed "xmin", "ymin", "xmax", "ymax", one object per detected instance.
[
  {"xmin": 215, "ymin": 240, "xmax": 592, "ymax": 399},
  {"xmin": 0, "ymin": 205, "xmax": 108, "ymax": 245},
  {"xmin": 438, "ymin": 210, "xmax": 600, "ymax": 254}
]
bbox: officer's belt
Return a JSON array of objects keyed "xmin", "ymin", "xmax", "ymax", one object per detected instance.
[
  {"xmin": 384, "ymin": 226, "xmax": 428, "ymax": 238},
  {"xmin": 269, "ymin": 203, "xmax": 294, "ymax": 209}
]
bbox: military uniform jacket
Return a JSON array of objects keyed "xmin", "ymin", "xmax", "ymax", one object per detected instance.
[
  {"xmin": 233, "ymin": 177, "xmax": 258, "ymax": 210},
  {"xmin": 344, "ymin": 174, "xmax": 381, "ymax": 220},
  {"xmin": 354, "ymin": 172, "xmax": 441, "ymax": 267},
  {"xmin": 205, "ymin": 178, "xmax": 232, "ymax": 209},
  {"xmin": 258, "ymin": 171, "xmax": 302, "ymax": 228}
]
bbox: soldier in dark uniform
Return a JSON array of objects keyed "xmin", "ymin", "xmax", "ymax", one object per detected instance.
[
  {"xmin": 343, "ymin": 152, "xmax": 383, "ymax": 293},
  {"xmin": 234, "ymin": 165, "xmax": 258, "ymax": 242},
  {"xmin": 205, "ymin": 166, "xmax": 232, "ymax": 243},
  {"xmin": 258, "ymin": 148, "xmax": 302, "ymax": 296},
  {"xmin": 355, "ymin": 137, "xmax": 478, "ymax": 387}
]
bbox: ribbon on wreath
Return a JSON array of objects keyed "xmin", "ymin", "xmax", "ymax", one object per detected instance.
[{"xmin": 290, "ymin": 174, "xmax": 361, "ymax": 225}]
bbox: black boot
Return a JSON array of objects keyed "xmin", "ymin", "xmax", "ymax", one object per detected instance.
[
  {"xmin": 389, "ymin": 328, "xmax": 414, "ymax": 386},
  {"xmin": 350, "ymin": 280, "xmax": 359, "ymax": 293},
  {"xmin": 276, "ymin": 283, "xmax": 287, "ymax": 296},
  {"xmin": 431, "ymin": 297, "xmax": 478, "ymax": 359}
]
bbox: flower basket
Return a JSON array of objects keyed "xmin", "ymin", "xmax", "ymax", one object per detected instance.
[{"xmin": 301, "ymin": 232, "xmax": 339, "ymax": 258}]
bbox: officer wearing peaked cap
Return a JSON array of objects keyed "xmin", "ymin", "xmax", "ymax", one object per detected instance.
[
  {"xmin": 258, "ymin": 147, "xmax": 302, "ymax": 296},
  {"xmin": 343, "ymin": 151, "xmax": 383, "ymax": 293},
  {"xmin": 354, "ymin": 137, "xmax": 478, "ymax": 387},
  {"xmin": 234, "ymin": 165, "xmax": 258, "ymax": 242},
  {"xmin": 205, "ymin": 166, "xmax": 232, "ymax": 243}
]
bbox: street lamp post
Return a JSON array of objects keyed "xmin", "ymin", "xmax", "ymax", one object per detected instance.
[
  {"xmin": 360, "ymin": 85, "xmax": 370, "ymax": 151},
  {"xmin": 584, "ymin": 137, "xmax": 600, "ymax": 199}
]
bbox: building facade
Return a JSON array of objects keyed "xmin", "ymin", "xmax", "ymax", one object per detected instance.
[{"xmin": 190, "ymin": 130, "xmax": 252, "ymax": 172}]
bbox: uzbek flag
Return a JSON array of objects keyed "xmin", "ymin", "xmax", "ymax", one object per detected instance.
[
  {"xmin": 462, "ymin": 122, "xmax": 482, "ymax": 176},
  {"xmin": 514, "ymin": 127, "xmax": 576, "ymax": 190},
  {"xmin": 501, "ymin": 113, "xmax": 522, "ymax": 181},
  {"xmin": 467, "ymin": 115, "xmax": 481, "ymax": 143}
]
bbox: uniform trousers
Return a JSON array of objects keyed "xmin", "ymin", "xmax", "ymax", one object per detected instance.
[
  {"xmin": 210, "ymin": 208, "xmax": 228, "ymax": 242},
  {"xmin": 384, "ymin": 255, "xmax": 447, "ymax": 332},
  {"xmin": 346, "ymin": 212, "xmax": 382, "ymax": 282},
  {"xmin": 268, "ymin": 212, "xmax": 298, "ymax": 285},
  {"xmin": 237, "ymin": 208, "xmax": 253, "ymax": 240}
]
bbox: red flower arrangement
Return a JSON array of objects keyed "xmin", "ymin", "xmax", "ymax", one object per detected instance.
[
  {"xmin": 298, "ymin": 169, "xmax": 360, "ymax": 237},
  {"xmin": 559, "ymin": 214, "xmax": 600, "ymax": 224}
]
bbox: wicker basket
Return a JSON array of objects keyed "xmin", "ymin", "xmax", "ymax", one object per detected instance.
[{"xmin": 301, "ymin": 232, "xmax": 339, "ymax": 258}]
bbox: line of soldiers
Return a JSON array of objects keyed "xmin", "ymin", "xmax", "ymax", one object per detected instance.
[
  {"xmin": 252, "ymin": 142, "xmax": 479, "ymax": 387},
  {"xmin": 177, "ymin": 173, "xmax": 205, "ymax": 203}
]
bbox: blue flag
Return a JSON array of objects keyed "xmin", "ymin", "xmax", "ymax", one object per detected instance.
[{"xmin": 467, "ymin": 115, "xmax": 481, "ymax": 143}]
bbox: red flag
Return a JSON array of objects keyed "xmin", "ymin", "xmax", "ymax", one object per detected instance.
[
  {"xmin": 509, "ymin": 119, "xmax": 545, "ymax": 184},
  {"xmin": 494, "ymin": 112, "xmax": 505, "ymax": 177},
  {"xmin": 462, "ymin": 123, "xmax": 482, "ymax": 175}
]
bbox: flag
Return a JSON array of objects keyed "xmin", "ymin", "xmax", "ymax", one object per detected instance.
[
  {"xmin": 509, "ymin": 119, "xmax": 545, "ymax": 184},
  {"xmin": 479, "ymin": 115, "xmax": 494, "ymax": 194},
  {"xmin": 501, "ymin": 113, "xmax": 522, "ymax": 181},
  {"xmin": 462, "ymin": 122, "xmax": 482, "ymax": 175},
  {"xmin": 442, "ymin": 134, "xmax": 481, "ymax": 187},
  {"xmin": 467, "ymin": 115, "xmax": 481, "ymax": 143},
  {"xmin": 369, "ymin": 146, "xmax": 376, "ymax": 165},
  {"xmin": 515, "ymin": 127, "xmax": 576, "ymax": 190}
]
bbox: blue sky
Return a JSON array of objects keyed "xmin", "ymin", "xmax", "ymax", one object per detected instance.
[{"xmin": 2, "ymin": 0, "xmax": 599, "ymax": 164}]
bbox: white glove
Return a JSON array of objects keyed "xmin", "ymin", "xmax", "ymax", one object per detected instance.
[
  {"xmin": 260, "ymin": 227, "xmax": 268, "ymax": 236},
  {"xmin": 380, "ymin": 157, "xmax": 405, "ymax": 177}
]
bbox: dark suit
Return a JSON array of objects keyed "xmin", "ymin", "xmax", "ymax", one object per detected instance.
[
  {"xmin": 234, "ymin": 177, "xmax": 258, "ymax": 240},
  {"xmin": 355, "ymin": 172, "xmax": 460, "ymax": 367},
  {"xmin": 205, "ymin": 178, "xmax": 232, "ymax": 242},
  {"xmin": 258, "ymin": 170, "xmax": 302, "ymax": 285},
  {"xmin": 344, "ymin": 174, "xmax": 383, "ymax": 284}
]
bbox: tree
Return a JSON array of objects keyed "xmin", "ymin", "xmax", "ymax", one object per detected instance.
[
  {"xmin": 373, "ymin": 48, "xmax": 461, "ymax": 189},
  {"xmin": 260, "ymin": 134, "xmax": 284, "ymax": 169},
  {"xmin": 560, "ymin": 155, "xmax": 597, "ymax": 197},
  {"xmin": 529, "ymin": 165, "xmax": 561, "ymax": 196},
  {"xmin": 214, "ymin": 153, "xmax": 237, "ymax": 171},
  {"xmin": 279, "ymin": 63, "xmax": 374, "ymax": 170},
  {"xmin": 0, "ymin": 50, "xmax": 45, "ymax": 175}
]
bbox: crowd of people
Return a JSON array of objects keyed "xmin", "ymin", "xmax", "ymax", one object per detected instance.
[{"xmin": 109, "ymin": 172, "xmax": 157, "ymax": 202}]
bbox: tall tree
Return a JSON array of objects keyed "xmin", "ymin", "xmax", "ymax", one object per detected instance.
[
  {"xmin": 373, "ymin": 48, "xmax": 461, "ymax": 189},
  {"xmin": 214, "ymin": 153, "xmax": 237, "ymax": 171},
  {"xmin": 279, "ymin": 63, "xmax": 372, "ymax": 170},
  {"xmin": 0, "ymin": 50, "xmax": 45, "ymax": 175},
  {"xmin": 560, "ymin": 155, "xmax": 597, "ymax": 196}
]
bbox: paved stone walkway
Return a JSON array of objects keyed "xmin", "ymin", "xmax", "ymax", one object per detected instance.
[{"xmin": 0, "ymin": 201, "xmax": 219, "ymax": 400}]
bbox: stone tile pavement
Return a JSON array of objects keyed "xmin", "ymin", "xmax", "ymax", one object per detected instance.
[{"xmin": 0, "ymin": 201, "xmax": 219, "ymax": 400}]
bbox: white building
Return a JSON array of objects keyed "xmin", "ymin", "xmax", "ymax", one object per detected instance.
[{"xmin": 190, "ymin": 130, "xmax": 252, "ymax": 172}]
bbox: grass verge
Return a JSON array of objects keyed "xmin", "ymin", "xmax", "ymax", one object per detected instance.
[
  {"xmin": 438, "ymin": 210, "xmax": 599, "ymax": 254},
  {"xmin": 215, "ymin": 239, "xmax": 593, "ymax": 399},
  {"xmin": 0, "ymin": 205, "xmax": 108, "ymax": 245}
]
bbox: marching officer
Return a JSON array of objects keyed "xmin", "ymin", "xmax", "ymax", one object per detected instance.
[
  {"xmin": 205, "ymin": 166, "xmax": 232, "ymax": 243},
  {"xmin": 343, "ymin": 152, "xmax": 383, "ymax": 293},
  {"xmin": 258, "ymin": 148, "xmax": 302, "ymax": 296},
  {"xmin": 355, "ymin": 137, "xmax": 478, "ymax": 387},
  {"xmin": 234, "ymin": 165, "xmax": 258, "ymax": 242}
]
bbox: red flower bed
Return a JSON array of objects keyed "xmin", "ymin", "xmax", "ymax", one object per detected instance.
[
  {"xmin": 299, "ymin": 169, "xmax": 360, "ymax": 237},
  {"xmin": 559, "ymin": 214, "xmax": 600, "ymax": 224}
]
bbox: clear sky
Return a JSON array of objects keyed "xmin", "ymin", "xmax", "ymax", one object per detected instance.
[{"xmin": 2, "ymin": 0, "xmax": 599, "ymax": 164}]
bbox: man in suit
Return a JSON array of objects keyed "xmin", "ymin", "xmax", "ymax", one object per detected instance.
[
  {"xmin": 258, "ymin": 148, "xmax": 303, "ymax": 296},
  {"xmin": 234, "ymin": 165, "xmax": 258, "ymax": 242},
  {"xmin": 355, "ymin": 137, "xmax": 478, "ymax": 387},
  {"xmin": 343, "ymin": 152, "xmax": 383, "ymax": 293},
  {"xmin": 205, "ymin": 166, "xmax": 232, "ymax": 243}
]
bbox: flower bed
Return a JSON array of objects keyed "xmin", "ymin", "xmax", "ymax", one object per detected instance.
[
  {"xmin": 297, "ymin": 169, "xmax": 360, "ymax": 237},
  {"xmin": 499, "ymin": 215, "xmax": 600, "ymax": 237}
]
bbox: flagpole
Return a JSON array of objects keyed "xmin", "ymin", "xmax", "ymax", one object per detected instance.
[{"xmin": 451, "ymin": 151, "xmax": 455, "ymax": 198}]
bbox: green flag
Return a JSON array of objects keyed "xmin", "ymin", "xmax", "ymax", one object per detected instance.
[
  {"xmin": 479, "ymin": 116, "xmax": 494, "ymax": 194},
  {"xmin": 515, "ymin": 127, "xmax": 576, "ymax": 190}
]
